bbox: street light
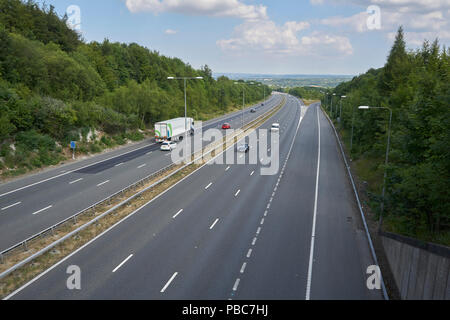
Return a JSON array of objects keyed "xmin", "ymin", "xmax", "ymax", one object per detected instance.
[
  {"xmin": 331, "ymin": 93, "xmax": 336, "ymax": 117},
  {"xmin": 339, "ymin": 95, "xmax": 346, "ymax": 122},
  {"xmin": 167, "ymin": 76, "xmax": 203, "ymax": 163},
  {"xmin": 358, "ymin": 105, "xmax": 393, "ymax": 231},
  {"xmin": 234, "ymin": 82, "xmax": 255, "ymax": 128}
]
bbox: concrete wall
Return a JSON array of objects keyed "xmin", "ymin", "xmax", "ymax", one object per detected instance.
[{"xmin": 381, "ymin": 232, "xmax": 450, "ymax": 300}]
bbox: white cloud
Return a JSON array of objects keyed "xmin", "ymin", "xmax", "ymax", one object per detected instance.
[
  {"xmin": 165, "ymin": 29, "xmax": 177, "ymax": 35},
  {"xmin": 314, "ymin": 0, "xmax": 450, "ymax": 45},
  {"xmin": 125, "ymin": 0, "xmax": 268, "ymax": 20},
  {"xmin": 217, "ymin": 20, "xmax": 353, "ymax": 56}
]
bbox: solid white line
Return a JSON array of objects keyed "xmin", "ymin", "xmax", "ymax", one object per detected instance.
[
  {"xmin": 225, "ymin": 166, "xmax": 230, "ymax": 171},
  {"xmin": 250, "ymin": 171, "xmax": 254, "ymax": 176},
  {"xmin": 97, "ymin": 180, "xmax": 110, "ymax": 187},
  {"xmin": 173, "ymin": 209, "xmax": 183, "ymax": 219},
  {"xmin": 0, "ymin": 145, "xmax": 158, "ymax": 198},
  {"xmin": 112, "ymin": 254, "xmax": 133, "ymax": 273},
  {"xmin": 137, "ymin": 164, "xmax": 147, "ymax": 169},
  {"xmin": 210, "ymin": 218, "xmax": 219, "ymax": 230},
  {"xmin": 235, "ymin": 190, "xmax": 241, "ymax": 197},
  {"xmin": 1, "ymin": 202, "xmax": 21, "ymax": 211},
  {"xmin": 69, "ymin": 178, "xmax": 83, "ymax": 185},
  {"xmin": 32, "ymin": 205, "xmax": 52, "ymax": 215},
  {"xmin": 247, "ymin": 249, "xmax": 253, "ymax": 258},
  {"xmin": 161, "ymin": 272, "xmax": 178, "ymax": 293},
  {"xmin": 205, "ymin": 182, "xmax": 213, "ymax": 190},
  {"xmin": 306, "ymin": 106, "xmax": 321, "ymax": 301},
  {"xmin": 233, "ymin": 278, "xmax": 240, "ymax": 291},
  {"xmin": 4, "ymin": 97, "xmax": 282, "ymax": 299},
  {"xmin": 240, "ymin": 263, "xmax": 247, "ymax": 274},
  {"xmin": 115, "ymin": 163, "xmax": 124, "ymax": 167}
]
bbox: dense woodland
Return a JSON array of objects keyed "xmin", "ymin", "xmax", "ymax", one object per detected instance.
[
  {"xmin": 0, "ymin": 0, "xmax": 270, "ymax": 177},
  {"xmin": 324, "ymin": 27, "xmax": 449, "ymax": 244}
]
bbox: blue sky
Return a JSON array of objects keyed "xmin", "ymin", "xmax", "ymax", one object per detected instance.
[{"xmin": 38, "ymin": 0, "xmax": 450, "ymax": 76}]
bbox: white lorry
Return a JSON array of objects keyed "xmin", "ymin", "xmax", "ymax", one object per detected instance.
[{"xmin": 154, "ymin": 117, "xmax": 194, "ymax": 143}]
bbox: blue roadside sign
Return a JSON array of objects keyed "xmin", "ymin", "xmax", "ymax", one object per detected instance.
[{"xmin": 70, "ymin": 141, "xmax": 76, "ymax": 149}]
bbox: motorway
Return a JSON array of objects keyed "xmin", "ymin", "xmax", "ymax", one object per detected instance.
[
  {"xmin": 0, "ymin": 94, "xmax": 282, "ymax": 252},
  {"xmin": 7, "ymin": 95, "xmax": 383, "ymax": 300}
]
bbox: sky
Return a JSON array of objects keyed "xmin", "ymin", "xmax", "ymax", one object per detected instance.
[{"xmin": 37, "ymin": 0, "xmax": 450, "ymax": 76}]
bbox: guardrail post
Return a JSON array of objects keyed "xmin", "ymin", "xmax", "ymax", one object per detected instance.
[
  {"xmin": 23, "ymin": 241, "xmax": 28, "ymax": 251},
  {"xmin": 51, "ymin": 227, "xmax": 54, "ymax": 236},
  {"xmin": 0, "ymin": 253, "xmax": 4, "ymax": 264}
]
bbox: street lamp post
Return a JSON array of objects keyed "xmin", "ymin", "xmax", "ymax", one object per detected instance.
[
  {"xmin": 167, "ymin": 76, "xmax": 203, "ymax": 163},
  {"xmin": 235, "ymin": 82, "xmax": 255, "ymax": 129},
  {"xmin": 331, "ymin": 93, "xmax": 336, "ymax": 118},
  {"xmin": 358, "ymin": 106, "xmax": 393, "ymax": 232},
  {"xmin": 340, "ymin": 95, "xmax": 346, "ymax": 123}
]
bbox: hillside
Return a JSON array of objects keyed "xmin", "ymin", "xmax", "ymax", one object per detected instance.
[
  {"xmin": 0, "ymin": 0, "xmax": 270, "ymax": 178},
  {"xmin": 325, "ymin": 27, "xmax": 449, "ymax": 245}
]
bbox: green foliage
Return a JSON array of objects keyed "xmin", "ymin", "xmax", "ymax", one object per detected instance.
[
  {"xmin": 288, "ymin": 87, "xmax": 324, "ymax": 100},
  {"xmin": 0, "ymin": 0, "xmax": 270, "ymax": 177},
  {"xmin": 326, "ymin": 27, "xmax": 450, "ymax": 243}
]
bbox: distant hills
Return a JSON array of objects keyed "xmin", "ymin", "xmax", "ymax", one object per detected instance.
[{"xmin": 213, "ymin": 73, "xmax": 354, "ymax": 88}]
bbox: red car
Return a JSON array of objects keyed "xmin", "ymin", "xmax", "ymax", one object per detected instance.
[{"xmin": 222, "ymin": 123, "xmax": 231, "ymax": 130}]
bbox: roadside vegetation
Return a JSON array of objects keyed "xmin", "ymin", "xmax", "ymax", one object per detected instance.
[
  {"xmin": 324, "ymin": 27, "xmax": 449, "ymax": 246},
  {"xmin": 0, "ymin": 0, "xmax": 270, "ymax": 178}
]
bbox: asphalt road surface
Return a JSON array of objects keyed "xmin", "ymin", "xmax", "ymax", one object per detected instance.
[
  {"xmin": 7, "ymin": 95, "xmax": 383, "ymax": 300},
  {"xmin": 0, "ymin": 94, "xmax": 282, "ymax": 252}
]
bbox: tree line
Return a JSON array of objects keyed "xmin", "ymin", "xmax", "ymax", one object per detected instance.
[
  {"xmin": 0, "ymin": 0, "xmax": 270, "ymax": 177},
  {"xmin": 323, "ymin": 27, "xmax": 449, "ymax": 244}
]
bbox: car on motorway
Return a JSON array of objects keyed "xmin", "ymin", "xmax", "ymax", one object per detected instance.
[
  {"xmin": 222, "ymin": 123, "xmax": 231, "ymax": 130},
  {"xmin": 160, "ymin": 141, "xmax": 177, "ymax": 151},
  {"xmin": 261, "ymin": 103, "xmax": 265, "ymax": 106},
  {"xmin": 237, "ymin": 144, "xmax": 250, "ymax": 153},
  {"xmin": 250, "ymin": 108, "xmax": 256, "ymax": 113},
  {"xmin": 271, "ymin": 123, "xmax": 280, "ymax": 132}
]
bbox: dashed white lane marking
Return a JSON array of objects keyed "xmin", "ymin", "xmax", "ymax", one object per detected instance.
[
  {"xmin": 69, "ymin": 178, "xmax": 83, "ymax": 185},
  {"xmin": 240, "ymin": 263, "xmax": 247, "ymax": 274},
  {"xmin": 112, "ymin": 254, "xmax": 133, "ymax": 273},
  {"xmin": 210, "ymin": 218, "xmax": 219, "ymax": 230},
  {"xmin": 1, "ymin": 202, "xmax": 21, "ymax": 211},
  {"xmin": 226, "ymin": 166, "xmax": 230, "ymax": 171},
  {"xmin": 252, "ymin": 237, "xmax": 257, "ymax": 246},
  {"xmin": 260, "ymin": 218, "xmax": 265, "ymax": 225},
  {"xmin": 247, "ymin": 249, "xmax": 253, "ymax": 258},
  {"xmin": 250, "ymin": 171, "xmax": 255, "ymax": 176},
  {"xmin": 205, "ymin": 182, "xmax": 213, "ymax": 190},
  {"xmin": 146, "ymin": 151, "xmax": 153, "ymax": 155},
  {"xmin": 173, "ymin": 209, "xmax": 183, "ymax": 219},
  {"xmin": 233, "ymin": 278, "xmax": 240, "ymax": 291},
  {"xmin": 97, "ymin": 180, "xmax": 110, "ymax": 187},
  {"xmin": 138, "ymin": 164, "xmax": 147, "ymax": 169},
  {"xmin": 161, "ymin": 272, "xmax": 178, "ymax": 293},
  {"xmin": 115, "ymin": 163, "xmax": 124, "ymax": 167},
  {"xmin": 257, "ymin": 227, "xmax": 261, "ymax": 235},
  {"xmin": 235, "ymin": 190, "xmax": 241, "ymax": 197},
  {"xmin": 32, "ymin": 205, "xmax": 53, "ymax": 215}
]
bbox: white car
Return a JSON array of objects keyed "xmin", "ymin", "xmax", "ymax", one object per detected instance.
[
  {"xmin": 160, "ymin": 141, "xmax": 177, "ymax": 151},
  {"xmin": 271, "ymin": 123, "xmax": 280, "ymax": 132}
]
